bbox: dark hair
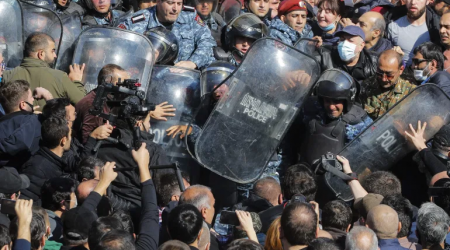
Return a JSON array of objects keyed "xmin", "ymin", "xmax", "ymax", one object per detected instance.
[
  {"xmin": 24, "ymin": 32, "xmax": 54, "ymax": 57},
  {"xmin": 41, "ymin": 177, "xmax": 77, "ymax": 211},
  {"xmin": 41, "ymin": 116, "xmax": 70, "ymax": 149},
  {"xmin": 322, "ymin": 200, "xmax": 352, "ymax": 231},
  {"xmin": 0, "ymin": 225, "xmax": 11, "ymax": 247},
  {"xmin": 158, "ymin": 240, "xmax": 190, "ymax": 250},
  {"xmin": 77, "ymin": 157, "xmax": 104, "ymax": 182},
  {"xmin": 157, "ymin": 174, "xmax": 182, "ymax": 207},
  {"xmin": 306, "ymin": 238, "xmax": 340, "ymax": 250},
  {"xmin": 96, "ymin": 230, "xmax": 136, "ymax": 250},
  {"xmin": 111, "ymin": 210, "xmax": 134, "ymax": 236},
  {"xmin": 282, "ymin": 164, "xmax": 317, "ymax": 201},
  {"xmin": 381, "ymin": 195, "xmax": 414, "ymax": 238},
  {"xmin": 88, "ymin": 216, "xmax": 124, "ymax": 250},
  {"xmin": 42, "ymin": 98, "xmax": 71, "ymax": 120},
  {"xmin": 97, "ymin": 64, "xmax": 126, "ymax": 85},
  {"xmin": 280, "ymin": 202, "xmax": 317, "ymax": 246},
  {"xmin": 10, "ymin": 212, "xmax": 46, "ymax": 250},
  {"xmin": 413, "ymin": 41, "xmax": 445, "ymax": 70},
  {"xmin": 0, "ymin": 80, "xmax": 30, "ymax": 114},
  {"xmin": 317, "ymin": 0, "xmax": 343, "ymax": 16},
  {"xmin": 167, "ymin": 204, "xmax": 203, "ymax": 244},
  {"xmin": 253, "ymin": 177, "xmax": 281, "ymax": 204},
  {"xmin": 433, "ymin": 179, "xmax": 450, "ymax": 216},
  {"xmin": 227, "ymin": 239, "xmax": 264, "ymax": 250},
  {"xmin": 361, "ymin": 171, "xmax": 401, "ymax": 197}
]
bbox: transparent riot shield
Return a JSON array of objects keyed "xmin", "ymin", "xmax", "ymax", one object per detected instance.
[
  {"xmin": 72, "ymin": 27, "xmax": 154, "ymax": 93},
  {"xmin": 294, "ymin": 38, "xmax": 319, "ymax": 56},
  {"xmin": 325, "ymin": 84, "xmax": 450, "ymax": 201},
  {"xmin": 55, "ymin": 12, "xmax": 82, "ymax": 73},
  {"xmin": 219, "ymin": 0, "xmax": 242, "ymax": 23},
  {"xmin": 20, "ymin": 0, "xmax": 62, "ymax": 60},
  {"xmin": 195, "ymin": 38, "xmax": 321, "ymax": 183},
  {"xmin": 146, "ymin": 66, "xmax": 201, "ymax": 173},
  {"xmin": 0, "ymin": 0, "xmax": 23, "ymax": 68}
]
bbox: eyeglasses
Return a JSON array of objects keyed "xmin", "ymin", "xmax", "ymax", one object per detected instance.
[
  {"xmin": 376, "ymin": 69, "xmax": 399, "ymax": 79},
  {"xmin": 412, "ymin": 58, "xmax": 429, "ymax": 65}
]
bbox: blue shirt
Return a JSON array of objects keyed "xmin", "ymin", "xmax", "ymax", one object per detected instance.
[
  {"xmin": 118, "ymin": 6, "xmax": 216, "ymax": 69},
  {"xmin": 379, "ymin": 238, "xmax": 410, "ymax": 250}
]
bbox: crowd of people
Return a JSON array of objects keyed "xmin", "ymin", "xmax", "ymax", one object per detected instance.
[{"xmin": 2, "ymin": 0, "xmax": 450, "ymax": 248}]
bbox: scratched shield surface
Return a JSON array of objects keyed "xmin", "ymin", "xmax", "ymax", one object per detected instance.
[
  {"xmin": 325, "ymin": 84, "xmax": 450, "ymax": 201},
  {"xmin": 195, "ymin": 38, "xmax": 321, "ymax": 184}
]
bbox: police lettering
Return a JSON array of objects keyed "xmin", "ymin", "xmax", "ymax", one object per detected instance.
[
  {"xmin": 376, "ymin": 130, "xmax": 397, "ymax": 152},
  {"xmin": 240, "ymin": 93, "xmax": 278, "ymax": 124}
]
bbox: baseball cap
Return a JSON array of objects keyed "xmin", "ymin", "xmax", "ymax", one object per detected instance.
[
  {"xmin": 278, "ymin": 0, "xmax": 308, "ymax": 16},
  {"xmin": 354, "ymin": 193, "xmax": 384, "ymax": 219},
  {"xmin": 0, "ymin": 167, "xmax": 30, "ymax": 194},
  {"xmin": 62, "ymin": 207, "xmax": 98, "ymax": 241},
  {"xmin": 335, "ymin": 25, "xmax": 366, "ymax": 41}
]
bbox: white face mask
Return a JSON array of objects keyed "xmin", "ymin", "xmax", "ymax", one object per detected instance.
[
  {"xmin": 414, "ymin": 62, "xmax": 431, "ymax": 82},
  {"xmin": 337, "ymin": 40, "xmax": 357, "ymax": 62}
]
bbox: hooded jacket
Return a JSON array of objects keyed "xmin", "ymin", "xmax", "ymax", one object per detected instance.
[{"xmin": 2, "ymin": 58, "xmax": 86, "ymax": 107}]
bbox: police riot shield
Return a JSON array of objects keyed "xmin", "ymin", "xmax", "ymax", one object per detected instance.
[
  {"xmin": 20, "ymin": 0, "xmax": 62, "ymax": 59},
  {"xmin": 0, "ymin": 0, "xmax": 23, "ymax": 68},
  {"xmin": 218, "ymin": 0, "xmax": 241, "ymax": 23},
  {"xmin": 195, "ymin": 38, "xmax": 321, "ymax": 183},
  {"xmin": 325, "ymin": 84, "xmax": 450, "ymax": 201},
  {"xmin": 146, "ymin": 66, "xmax": 201, "ymax": 172},
  {"xmin": 55, "ymin": 12, "xmax": 82, "ymax": 73},
  {"xmin": 294, "ymin": 38, "xmax": 319, "ymax": 56},
  {"xmin": 72, "ymin": 27, "xmax": 154, "ymax": 93}
]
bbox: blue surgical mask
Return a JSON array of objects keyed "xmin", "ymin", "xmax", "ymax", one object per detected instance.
[
  {"xmin": 319, "ymin": 21, "xmax": 336, "ymax": 32},
  {"xmin": 337, "ymin": 40, "xmax": 357, "ymax": 62},
  {"xmin": 414, "ymin": 62, "xmax": 431, "ymax": 82}
]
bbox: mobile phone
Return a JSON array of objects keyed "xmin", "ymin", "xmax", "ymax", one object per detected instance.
[
  {"xmin": 219, "ymin": 211, "xmax": 240, "ymax": 226},
  {"xmin": 1, "ymin": 199, "xmax": 16, "ymax": 215}
]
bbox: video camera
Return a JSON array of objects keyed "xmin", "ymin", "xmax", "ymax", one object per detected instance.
[{"xmin": 89, "ymin": 78, "xmax": 155, "ymax": 151}]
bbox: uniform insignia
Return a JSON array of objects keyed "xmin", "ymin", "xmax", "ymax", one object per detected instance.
[
  {"xmin": 195, "ymin": 15, "xmax": 205, "ymax": 26},
  {"xmin": 117, "ymin": 24, "xmax": 126, "ymax": 29},
  {"xmin": 131, "ymin": 14, "xmax": 145, "ymax": 24}
]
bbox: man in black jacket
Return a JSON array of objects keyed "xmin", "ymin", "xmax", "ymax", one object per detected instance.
[
  {"xmin": 233, "ymin": 177, "xmax": 283, "ymax": 213},
  {"xmin": 330, "ymin": 25, "xmax": 378, "ymax": 88},
  {"xmin": 21, "ymin": 117, "xmax": 73, "ymax": 204}
]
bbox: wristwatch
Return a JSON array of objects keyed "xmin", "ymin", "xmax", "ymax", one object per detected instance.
[{"xmin": 346, "ymin": 172, "xmax": 358, "ymax": 182}]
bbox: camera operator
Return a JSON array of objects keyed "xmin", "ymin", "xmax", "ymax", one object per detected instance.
[{"xmin": 94, "ymin": 90, "xmax": 170, "ymax": 224}]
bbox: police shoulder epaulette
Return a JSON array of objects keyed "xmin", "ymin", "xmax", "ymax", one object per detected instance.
[
  {"xmin": 195, "ymin": 14, "xmax": 205, "ymax": 26},
  {"xmin": 183, "ymin": 5, "xmax": 196, "ymax": 11},
  {"xmin": 131, "ymin": 13, "xmax": 146, "ymax": 24}
]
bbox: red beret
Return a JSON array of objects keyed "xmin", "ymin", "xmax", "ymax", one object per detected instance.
[{"xmin": 278, "ymin": 0, "xmax": 307, "ymax": 16}]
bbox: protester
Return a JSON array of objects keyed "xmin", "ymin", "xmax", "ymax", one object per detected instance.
[
  {"xmin": 280, "ymin": 202, "xmax": 318, "ymax": 249},
  {"xmin": 417, "ymin": 203, "xmax": 450, "ymax": 250},
  {"xmin": 440, "ymin": 12, "xmax": 450, "ymax": 73},
  {"xmin": 345, "ymin": 226, "xmax": 379, "ymax": 250},
  {"xmin": 357, "ymin": 11, "xmax": 393, "ymax": 55},
  {"xmin": 321, "ymin": 200, "xmax": 352, "ymax": 249}
]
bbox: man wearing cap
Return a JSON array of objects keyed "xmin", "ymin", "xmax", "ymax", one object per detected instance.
[
  {"xmin": 275, "ymin": 0, "xmax": 313, "ymax": 45},
  {"xmin": 0, "ymin": 167, "xmax": 30, "ymax": 227},
  {"xmin": 331, "ymin": 25, "xmax": 378, "ymax": 87}
]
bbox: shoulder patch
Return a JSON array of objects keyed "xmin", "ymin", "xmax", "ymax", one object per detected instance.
[
  {"xmin": 131, "ymin": 14, "xmax": 146, "ymax": 24},
  {"xmin": 117, "ymin": 23, "xmax": 126, "ymax": 29},
  {"xmin": 183, "ymin": 5, "xmax": 195, "ymax": 11},
  {"xmin": 195, "ymin": 15, "xmax": 205, "ymax": 26}
]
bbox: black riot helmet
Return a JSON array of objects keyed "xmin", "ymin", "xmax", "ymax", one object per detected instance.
[
  {"xmin": 315, "ymin": 69, "xmax": 356, "ymax": 112},
  {"xmin": 51, "ymin": 0, "xmax": 70, "ymax": 10},
  {"xmin": 184, "ymin": 0, "xmax": 219, "ymax": 16},
  {"xmin": 200, "ymin": 61, "xmax": 235, "ymax": 98},
  {"xmin": 144, "ymin": 27, "xmax": 179, "ymax": 65},
  {"xmin": 224, "ymin": 13, "xmax": 269, "ymax": 56}
]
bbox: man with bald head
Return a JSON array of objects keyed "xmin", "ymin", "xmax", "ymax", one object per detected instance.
[
  {"xmin": 366, "ymin": 205, "xmax": 408, "ymax": 250},
  {"xmin": 77, "ymin": 179, "xmax": 99, "ymax": 204},
  {"xmin": 233, "ymin": 177, "xmax": 283, "ymax": 213},
  {"xmin": 440, "ymin": 12, "xmax": 450, "ymax": 73},
  {"xmin": 357, "ymin": 12, "xmax": 393, "ymax": 55},
  {"xmin": 345, "ymin": 226, "xmax": 378, "ymax": 250},
  {"xmin": 361, "ymin": 49, "xmax": 416, "ymax": 120}
]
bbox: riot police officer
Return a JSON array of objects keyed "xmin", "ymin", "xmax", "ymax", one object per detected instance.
[
  {"xmin": 144, "ymin": 27, "xmax": 179, "ymax": 65},
  {"xmin": 118, "ymin": 0, "xmax": 216, "ymax": 70},
  {"xmin": 223, "ymin": 13, "xmax": 269, "ymax": 66},
  {"xmin": 82, "ymin": 0, "xmax": 124, "ymax": 27},
  {"xmin": 243, "ymin": 0, "xmax": 302, "ymax": 46},
  {"xmin": 52, "ymin": 0, "xmax": 86, "ymax": 16},
  {"xmin": 186, "ymin": 0, "xmax": 225, "ymax": 46},
  {"xmin": 280, "ymin": 69, "xmax": 373, "ymax": 174}
]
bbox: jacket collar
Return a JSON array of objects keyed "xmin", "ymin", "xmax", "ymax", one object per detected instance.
[
  {"xmin": 378, "ymin": 238, "xmax": 402, "ymax": 247},
  {"xmin": 37, "ymin": 146, "xmax": 67, "ymax": 170},
  {"xmin": 20, "ymin": 57, "xmax": 50, "ymax": 68}
]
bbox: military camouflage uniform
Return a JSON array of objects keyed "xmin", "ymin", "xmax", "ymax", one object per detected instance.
[
  {"xmin": 361, "ymin": 76, "xmax": 416, "ymax": 120},
  {"xmin": 118, "ymin": 6, "xmax": 216, "ymax": 69},
  {"xmin": 266, "ymin": 17, "xmax": 313, "ymax": 46}
]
